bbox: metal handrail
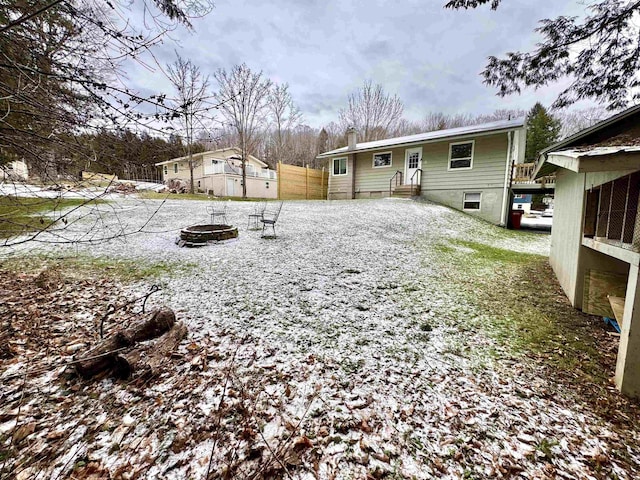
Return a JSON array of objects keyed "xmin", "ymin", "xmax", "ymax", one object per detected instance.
[
  {"xmin": 389, "ymin": 170, "xmax": 403, "ymax": 197},
  {"xmin": 410, "ymin": 168, "xmax": 422, "ymax": 193}
]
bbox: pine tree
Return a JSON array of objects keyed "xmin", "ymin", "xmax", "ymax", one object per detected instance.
[{"xmin": 525, "ymin": 103, "xmax": 561, "ymax": 162}]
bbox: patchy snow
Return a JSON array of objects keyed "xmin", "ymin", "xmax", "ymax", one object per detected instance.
[{"xmin": 2, "ymin": 198, "xmax": 639, "ymax": 478}]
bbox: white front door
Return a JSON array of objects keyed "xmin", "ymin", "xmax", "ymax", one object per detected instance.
[
  {"xmin": 405, "ymin": 147, "xmax": 422, "ymax": 185},
  {"xmin": 226, "ymin": 178, "xmax": 235, "ymax": 197}
]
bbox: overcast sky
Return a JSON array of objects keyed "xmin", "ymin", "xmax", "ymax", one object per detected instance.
[{"xmin": 127, "ymin": 0, "xmax": 592, "ymax": 129}]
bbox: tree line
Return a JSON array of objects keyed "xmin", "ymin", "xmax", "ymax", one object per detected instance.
[{"xmin": 0, "ymin": 0, "xmax": 631, "ymax": 191}]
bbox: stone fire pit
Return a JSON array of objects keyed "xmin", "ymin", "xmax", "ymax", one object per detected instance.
[{"xmin": 177, "ymin": 224, "xmax": 238, "ymax": 247}]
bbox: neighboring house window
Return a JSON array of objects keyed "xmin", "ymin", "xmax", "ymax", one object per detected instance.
[
  {"xmin": 333, "ymin": 157, "xmax": 347, "ymax": 176},
  {"xmin": 163, "ymin": 165, "xmax": 168, "ymax": 176},
  {"xmin": 463, "ymin": 192, "xmax": 481, "ymax": 210},
  {"xmin": 174, "ymin": 163, "xmax": 178, "ymax": 173},
  {"xmin": 373, "ymin": 152, "xmax": 392, "ymax": 168},
  {"xmin": 449, "ymin": 141, "xmax": 474, "ymax": 170}
]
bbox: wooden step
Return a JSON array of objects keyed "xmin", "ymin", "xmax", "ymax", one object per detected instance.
[{"xmin": 392, "ymin": 185, "xmax": 421, "ymax": 197}]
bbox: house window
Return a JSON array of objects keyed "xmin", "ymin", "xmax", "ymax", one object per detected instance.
[
  {"xmin": 449, "ymin": 141, "xmax": 474, "ymax": 170},
  {"xmin": 408, "ymin": 152, "xmax": 419, "ymax": 169},
  {"xmin": 373, "ymin": 152, "xmax": 392, "ymax": 168},
  {"xmin": 163, "ymin": 165, "xmax": 168, "ymax": 176},
  {"xmin": 174, "ymin": 163, "xmax": 178, "ymax": 173},
  {"xmin": 333, "ymin": 157, "xmax": 347, "ymax": 176},
  {"xmin": 463, "ymin": 192, "xmax": 481, "ymax": 210}
]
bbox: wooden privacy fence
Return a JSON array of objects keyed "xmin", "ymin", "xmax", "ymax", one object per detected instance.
[{"xmin": 277, "ymin": 162, "xmax": 328, "ymax": 200}]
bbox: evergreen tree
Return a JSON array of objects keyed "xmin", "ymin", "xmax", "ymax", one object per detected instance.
[{"xmin": 525, "ymin": 103, "xmax": 561, "ymax": 162}]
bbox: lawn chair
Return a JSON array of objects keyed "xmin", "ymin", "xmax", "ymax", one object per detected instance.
[
  {"xmin": 260, "ymin": 202, "xmax": 283, "ymax": 239},
  {"xmin": 247, "ymin": 201, "xmax": 267, "ymax": 230},
  {"xmin": 207, "ymin": 201, "xmax": 228, "ymax": 225}
]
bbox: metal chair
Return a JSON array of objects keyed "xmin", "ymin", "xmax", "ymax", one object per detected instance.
[
  {"xmin": 260, "ymin": 202, "xmax": 283, "ymax": 238},
  {"xmin": 206, "ymin": 201, "xmax": 228, "ymax": 225},
  {"xmin": 247, "ymin": 201, "xmax": 267, "ymax": 230}
]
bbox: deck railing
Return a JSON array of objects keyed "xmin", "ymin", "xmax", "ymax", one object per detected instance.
[
  {"xmin": 204, "ymin": 163, "xmax": 277, "ymax": 180},
  {"xmin": 512, "ymin": 163, "xmax": 555, "ymax": 186}
]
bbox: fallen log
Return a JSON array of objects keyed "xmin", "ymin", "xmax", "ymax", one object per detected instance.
[
  {"xmin": 0, "ymin": 321, "xmax": 14, "ymax": 358},
  {"xmin": 75, "ymin": 307, "xmax": 175, "ymax": 379},
  {"xmin": 114, "ymin": 321, "xmax": 188, "ymax": 379}
]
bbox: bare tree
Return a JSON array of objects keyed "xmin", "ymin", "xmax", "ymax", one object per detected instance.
[
  {"xmin": 555, "ymin": 106, "xmax": 610, "ymax": 138},
  {"xmin": 0, "ymin": 0, "xmax": 214, "ymax": 245},
  {"xmin": 166, "ymin": 55, "xmax": 210, "ymax": 194},
  {"xmin": 268, "ymin": 83, "xmax": 302, "ymax": 163},
  {"xmin": 214, "ymin": 64, "xmax": 272, "ymax": 198},
  {"xmin": 338, "ymin": 80, "xmax": 404, "ymax": 142}
]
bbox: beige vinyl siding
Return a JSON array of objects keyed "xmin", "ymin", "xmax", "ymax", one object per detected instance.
[
  {"xmin": 328, "ymin": 155, "xmax": 353, "ymax": 199},
  {"xmin": 162, "ymin": 155, "xmax": 205, "ymax": 182},
  {"xmin": 354, "ymin": 147, "xmax": 407, "ymax": 195},
  {"xmin": 422, "ymin": 133, "xmax": 509, "ymax": 191}
]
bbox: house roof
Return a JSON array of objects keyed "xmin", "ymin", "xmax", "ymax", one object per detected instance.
[
  {"xmin": 316, "ymin": 117, "xmax": 526, "ymax": 158},
  {"xmin": 547, "ymin": 146, "xmax": 640, "ymax": 159},
  {"xmin": 154, "ymin": 147, "xmax": 268, "ymax": 168},
  {"xmin": 534, "ymin": 104, "xmax": 640, "ymax": 178}
]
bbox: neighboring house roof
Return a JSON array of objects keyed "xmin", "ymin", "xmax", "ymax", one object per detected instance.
[
  {"xmin": 534, "ymin": 104, "xmax": 640, "ymax": 178},
  {"xmin": 154, "ymin": 147, "xmax": 269, "ymax": 168},
  {"xmin": 316, "ymin": 118, "xmax": 526, "ymax": 158}
]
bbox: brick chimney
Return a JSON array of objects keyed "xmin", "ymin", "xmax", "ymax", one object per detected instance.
[{"xmin": 346, "ymin": 127, "xmax": 357, "ymax": 151}]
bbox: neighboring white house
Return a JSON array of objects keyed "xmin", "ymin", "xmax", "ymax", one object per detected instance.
[
  {"xmin": 533, "ymin": 104, "xmax": 640, "ymax": 397},
  {"xmin": 0, "ymin": 160, "xmax": 28, "ymax": 180},
  {"xmin": 316, "ymin": 119, "xmax": 526, "ymax": 226},
  {"xmin": 155, "ymin": 147, "xmax": 277, "ymax": 198}
]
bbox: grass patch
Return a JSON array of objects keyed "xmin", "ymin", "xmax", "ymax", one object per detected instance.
[
  {"xmin": 2, "ymin": 254, "xmax": 192, "ymax": 282},
  {"xmin": 424, "ymin": 237, "xmax": 610, "ymax": 385},
  {"xmin": 138, "ymin": 191, "xmax": 269, "ymax": 202},
  {"xmin": 453, "ymin": 239, "xmax": 541, "ymax": 264},
  {"xmin": 0, "ymin": 196, "xmax": 102, "ymax": 239}
]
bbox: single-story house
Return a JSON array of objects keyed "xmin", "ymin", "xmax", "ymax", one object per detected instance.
[
  {"xmin": 316, "ymin": 118, "xmax": 526, "ymax": 225},
  {"xmin": 155, "ymin": 147, "xmax": 277, "ymax": 198},
  {"xmin": 533, "ymin": 103, "xmax": 640, "ymax": 396}
]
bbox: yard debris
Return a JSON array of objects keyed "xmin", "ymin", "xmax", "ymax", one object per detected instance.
[
  {"xmin": 75, "ymin": 306, "xmax": 179, "ymax": 379},
  {"xmin": 166, "ymin": 178, "xmax": 190, "ymax": 193}
]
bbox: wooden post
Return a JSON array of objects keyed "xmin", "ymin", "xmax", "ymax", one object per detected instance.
[
  {"xmin": 615, "ymin": 264, "xmax": 640, "ymax": 397},
  {"xmin": 321, "ymin": 166, "xmax": 325, "ymax": 200},
  {"xmin": 277, "ymin": 161, "xmax": 282, "ymax": 200},
  {"xmin": 305, "ymin": 164, "xmax": 309, "ymax": 200}
]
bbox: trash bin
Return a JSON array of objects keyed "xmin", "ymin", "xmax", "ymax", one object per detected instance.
[{"xmin": 510, "ymin": 210, "xmax": 523, "ymax": 229}]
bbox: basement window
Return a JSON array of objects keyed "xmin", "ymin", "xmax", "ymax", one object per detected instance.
[
  {"xmin": 463, "ymin": 192, "xmax": 481, "ymax": 210},
  {"xmin": 333, "ymin": 157, "xmax": 347, "ymax": 176},
  {"xmin": 449, "ymin": 141, "xmax": 474, "ymax": 170}
]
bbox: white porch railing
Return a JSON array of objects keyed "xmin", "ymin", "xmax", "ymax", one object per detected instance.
[{"xmin": 204, "ymin": 162, "xmax": 276, "ymax": 180}]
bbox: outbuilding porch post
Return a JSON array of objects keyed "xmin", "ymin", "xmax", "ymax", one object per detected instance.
[{"xmin": 615, "ymin": 263, "xmax": 640, "ymax": 396}]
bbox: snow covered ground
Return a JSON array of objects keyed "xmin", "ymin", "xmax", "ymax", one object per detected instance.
[{"xmin": 3, "ymin": 198, "xmax": 639, "ymax": 479}]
